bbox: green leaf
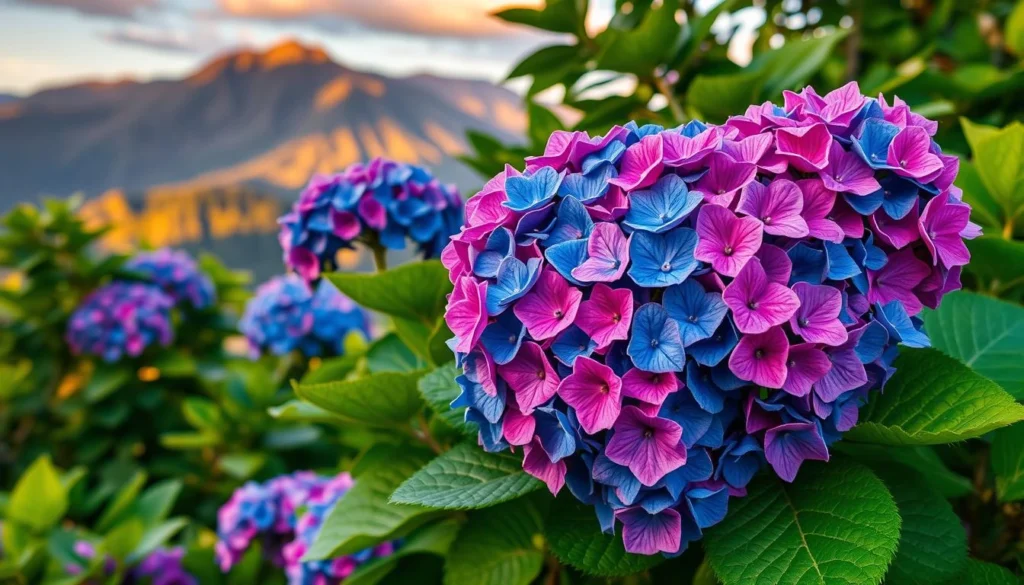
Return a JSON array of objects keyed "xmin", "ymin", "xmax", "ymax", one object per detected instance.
[
  {"xmin": 418, "ymin": 364, "xmax": 476, "ymax": 436},
  {"xmin": 346, "ymin": 520, "xmax": 460, "ymax": 585},
  {"xmin": 300, "ymin": 353, "xmax": 362, "ymax": 385},
  {"xmin": 873, "ymin": 469, "xmax": 967, "ymax": 585},
  {"xmin": 965, "ymin": 236, "xmax": 1024, "ymax": 287},
  {"xmin": 754, "ymin": 29, "xmax": 851, "ymax": 99},
  {"xmin": 391, "ymin": 316, "xmax": 436, "ymax": 366},
  {"xmin": 103, "ymin": 518, "xmax": 145, "ymax": 560},
  {"xmin": 991, "ymin": 422, "xmax": 1024, "ymax": 502},
  {"xmin": 847, "ymin": 348, "xmax": 1024, "ymax": 445},
  {"xmin": 268, "ymin": 400, "xmax": 342, "ymax": 423},
  {"xmin": 426, "ymin": 319, "xmax": 455, "ymax": 367},
  {"xmin": 923, "ymin": 291, "xmax": 1024, "ymax": 399},
  {"xmin": 127, "ymin": 518, "xmax": 188, "ymax": 564},
  {"xmin": 305, "ymin": 450, "xmax": 435, "ymax": 560},
  {"xmin": 492, "ymin": 0, "xmax": 583, "ymax": 35},
  {"xmin": 704, "ymin": 460, "xmax": 900, "ymax": 585},
  {"xmin": 444, "ymin": 498, "xmax": 546, "ymax": 585},
  {"xmin": 595, "ymin": 0, "xmax": 683, "ymax": 75},
  {"xmin": 152, "ymin": 350, "xmax": 197, "ymax": 377},
  {"xmin": 673, "ymin": 0, "xmax": 741, "ymax": 69},
  {"xmin": 159, "ymin": 431, "xmax": 220, "ymax": 450},
  {"xmin": 686, "ymin": 71, "xmax": 763, "ymax": 123},
  {"xmin": 218, "ymin": 453, "xmax": 267, "ymax": 480},
  {"xmin": 546, "ymin": 494, "xmax": 664, "ymax": 576},
  {"xmin": 1007, "ymin": 0, "xmax": 1024, "ymax": 56},
  {"xmin": 7, "ymin": 455, "xmax": 68, "ymax": 533},
  {"xmin": 957, "ymin": 559, "xmax": 1019, "ymax": 585},
  {"xmin": 367, "ymin": 332, "xmax": 426, "ymax": 374},
  {"xmin": 325, "ymin": 261, "xmax": 452, "ymax": 324},
  {"xmin": 507, "ymin": 44, "xmax": 579, "ymax": 80},
  {"xmin": 83, "ymin": 364, "xmax": 130, "ymax": 404},
  {"xmin": 832, "ymin": 443, "xmax": 972, "ymax": 498},
  {"xmin": 131, "ymin": 480, "xmax": 182, "ymax": 526},
  {"xmin": 95, "ymin": 470, "xmax": 147, "ymax": 532},
  {"xmin": 390, "ymin": 443, "xmax": 542, "ymax": 510},
  {"xmin": 294, "ymin": 370, "xmax": 426, "ymax": 426},
  {"xmin": 527, "ymin": 101, "xmax": 566, "ymax": 150},
  {"xmin": 961, "ymin": 118, "xmax": 1024, "ymax": 219},
  {"xmin": 956, "ymin": 160, "xmax": 1003, "ymax": 229},
  {"xmin": 182, "ymin": 397, "xmax": 224, "ymax": 432}
]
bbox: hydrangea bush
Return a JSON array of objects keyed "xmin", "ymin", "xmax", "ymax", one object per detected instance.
[
  {"xmin": 239, "ymin": 274, "xmax": 370, "ymax": 358},
  {"xmin": 278, "ymin": 157, "xmax": 464, "ymax": 280},
  {"xmin": 216, "ymin": 471, "xmax": 396, "ymax": 584},
  {"xmin": 65, "ymin": 281, "xmax": 175, "ymax": 362},
  {"xmin": 125, "ymin": 248, "xmax": 217, "ymax": 310},
  {"xmin": 441, "ymin": 82, "xmax": 977, "ymax": 555},
  {"xmin": 65, "ymin": 541, "xmax": 197, "ymax": 585}
]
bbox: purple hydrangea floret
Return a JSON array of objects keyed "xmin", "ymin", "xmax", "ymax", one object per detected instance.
[
  {"xmin": 442, "ymin": 82, "xmax": 976, "ymax": 556},
  {"xmin": 65, "ymin": 541, "xmax": 196, "ymax": 585},
  {"xmin": 216, "ymin": 471, "xmax": 397, "ymax": 585},
  {"xmin": 125, "ymin": 248, "xmax": 216, "ymax": 310},
  {"xmin": 66, "ymin": 281, "xmax": 175, "ymax": 362},
  {"xmin": 239, "ymin": 275, "xmax": 370, "ymax": 358},
  {"xmin": 279, "ymin": 157, "xmax": 464, "ymax": 282}
]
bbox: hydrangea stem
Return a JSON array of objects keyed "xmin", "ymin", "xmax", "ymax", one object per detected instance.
[{"xmin": 372, "ymin": 245, "xmax": 388, "ymax": 272}]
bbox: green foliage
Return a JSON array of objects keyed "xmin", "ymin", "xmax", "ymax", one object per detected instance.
[
  {"xmin": 391, "ymin": 443, "xmax": 542, "ymax": 510},
  {"xmin": 848, "ymin": 348, "xmax": 1024, "ymax": 445},
  {"xmin": 443, "ymin": 498, "xmax": 546, "ymax": 585},
  {"xmin": 545, "ymin": 494, "xmax": 664, "ymax": 576},
  {"xmin": 991, "ymin": 422, "xmax": 1024, "ymax": 502},
  {"xmin": 6, "ymin": 456, "xmax": 68, "ymax": 533},
  {"xmin": 959, "ymin": 559, "xmax": 1020, "ymax": 585},
  {"xmin": 325, "ymin": 261, "xmax": 452, "ymax": 325},
  {"xmin": 417, "ymin": 364, "xmax": 475, "ymax": 436},
  {"xmin": 704, "ymin": 460, "xmax": 901, "ymax": 585},
  {"xmin": 294, "ymin": 370, "xmax": 426, "ymax": 426},
  {"xmin": 924, "ymin": 291, "xmax": 1024, "ymax": 398}
]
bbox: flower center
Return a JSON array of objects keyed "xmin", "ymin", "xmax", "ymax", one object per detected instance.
[
  {"xmin": 798, "ymin": 318, "xmax": 809, "ymax": 327},
  {"xmin": 536, "ymin": 370, "xmax": 546, "ymax": 380},
  {"xmin": 788, "ymin": 360, "xmax": 797, "ymax": 367},
  {"xmin": 643, "ymin": 427, "xmax": 655, "ymax": 439},
  {"xmin": 688, "ymin": 314, "xmax": 698, "ymax": 323},
  {"xmin": 723, "ymin": 246, "xmax": 734, "ymax": 256},
  {"xmin": 554, "ymin": 309, "xmax": 564, "ymax": 319},
  {"xmin": 716, "ymin": 189, "xmax": 725, "ymax": 195},
  {"xmin": 650, "ymin": 339, "xmax": 659, "ymax": 348},
  {"xmin": 834, "ymin": 175, "xmax": 843, "ymax": 182},
  {"xmin": 599, "ymin": 383, "xmax": 610, "ymax": 394},
  {"xmin": 754, "ymin": 349, "xmax": 765, "ymax": 359},
  {"xmin": 661, "ymin": 262, "xmax": 672, "ymax": 272},
  {"xmin": 762, "ymin": 216, "xmax": 772, "ymax": 225},
  {"xmin": 612, "ymin": 312, "xmax": 621, "ymax": 323},
  {"xmin": 747, "ymin": 301, "xmax": 758, "ymax": 310}
]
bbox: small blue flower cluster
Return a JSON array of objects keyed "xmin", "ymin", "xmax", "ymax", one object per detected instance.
[
  {"xmin": 278, "ymin": 157, "xmax": 463, "ymax": 282},
  {"xmin": 238, "ymin": 274, "xmax": 370, "ymax": 358},
  {"xmin": 125, "ymin": 248, "xmax": 216, "ymax": 310},
  {"xmin": 66, "ymin": 281, "xmax": 175, "ymax": 363}
]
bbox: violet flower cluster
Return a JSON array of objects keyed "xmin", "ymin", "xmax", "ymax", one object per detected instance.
[
  {"xmin": 238, "ymin": 274, "xmax": 370, "ymax": 358},
  {"xmin": 66, "ymin": 281, "xmax": 175, "ymax": 362},
  {"xmin": 279, "ymin": 157, "xmax": 464, "ymax": 282},
  {"xmin": 125, "ymin": 248, "xmax": 216, "ymax": 310},
  {"xmin": 442, "ymin": 82, "xmax": 975, "ymax": 556},
  {"xmin": 216, "ymin": 471, "xmax": 396, "ymax": 585},
  {"xmin": 65, "ymin": 540, "xmax": 196, "ymax": 585}
]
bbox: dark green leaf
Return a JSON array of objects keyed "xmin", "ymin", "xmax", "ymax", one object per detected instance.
[
  {"xmin": 346, "ymin": 520, "xmax": 460, "ymax": 585},
  {"xmin": 83, "ymin": 365, "xmax": 131, "ymax": 404},
  {"xmin": 493, "ymin": 0, "xmax": 583, "ymax": 35},
  {"xmin": 507, "ymin": 45, "xmax": 580, "ymax": 80},
  {"xmin": 366, "ymin": 332, "xmax": 426, "ymax": 374},
  {"xmin": 595, "ymin": 0, "xmax": 684, "ymax": 75},
  {"xmin": 923, "ymin": 291, "xmax": 1024, "ymax": 399},
  {"xmin": 686, "ymin": 71, "xmax": 763, "ymax": 123},
  {"xmin": 957, "ymin": 559, "xmax": 1019, "ymax": 585},
  {"xmin": 546, "ymin": 494, "xmax": 664, "ymax": 576},
  {"xmin": 391, "ymin": 443, "xmax": 542, "ymax": 510},
  {"xmin": 991, "ymin": 422, "xmax": 1024, "ymax": 502},
  {"xmin": 832, "ymin": 443, "xmax": 972, "ymax": 499},
  {"xmin": 294, "ymin": 370, "xmax": 426, "ymax": 426},
  {"xmin": 418, "ymin": 364, "xmax": 476, "ymax": 436},
  {"xmin": 966, "ymin": 236, "xmax": 1024, "ymax": 287},
  {"xmin": 848, "ymin": 348, "xmax": 1024, "ymax": 445},
  {"xmin": 325, "ymin": 261, "xmax": 452, "ymax": 324},
  {"xmin": 95, "ymin": 470, "xmax": 147, "ymax": 532},
  {"xmin": 704, "ymin": 461, "xmax": 900, "ymax": 585},
  {"xmin": 444, "ymin": 498, "xmax": 546, "ymax": 585}
]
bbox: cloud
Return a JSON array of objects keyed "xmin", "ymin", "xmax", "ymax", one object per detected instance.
[
  {"xmin": 101, "ymin": 24, "xmax": 226, "ymax": 53},
  {"xmin": 215, "ymin": 0, "xmax": 546, "ymax": 39},
  {"xmin": 11, "ymin": 0, "xmax": 160, "ymax": 18}
]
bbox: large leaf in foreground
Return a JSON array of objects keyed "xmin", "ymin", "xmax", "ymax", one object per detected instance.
[
  {"xmin": 443, "ymin": 498, "xmax": 546, "ymax": 585},
  {"xmin": 875, "ymin": 470, "xmax": 966, "ymax": 585},
  {"xmin": 294, "ymin": 371, "xmax": 425, "ymax": 426},
  {"xmin": 418, "ymin": 364, "xmax": 476, "ymax": 436},
  {"xmin": 325, "ymin": 261, "xmax": 452, "ymax": 324},
  {"xmin": 390, "ymin": 443, "xmax": 541, "ymax": 509},
  {"xmin": 545, "ymin": 495, "xmax": 664, "ymax": 577},
  {"xmin": 991, "ymin": 422, "xmax": 1024, "ymax": 502},
  {"xmin": 958, "ymin": 559, "xmax": 1019, "ymax": 585},
  {"xmin": 704, "ymin": 460, "xmax": 900, "ymax": 585},
  {"xmin": 848, "ymin": 348, "xmax": 1024, "ymax": 445},
  {"xmin": 923, "ymin": 291, "xmax": 1024, "ymax": 399},
  {"xmin": 305, "ymin": 449, "xmax": 435, "ymax": 560}
]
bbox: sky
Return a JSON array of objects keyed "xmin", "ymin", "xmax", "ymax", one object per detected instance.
[
  {"xmin": 0, "ymin": 0, "xmax": 593, "ymax": 95},
  {"xmin": 0, "ymin": 0, "xmax": 761, "ymax": 96}
]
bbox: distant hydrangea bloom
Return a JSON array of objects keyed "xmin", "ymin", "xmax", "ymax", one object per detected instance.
[
  {"xmin": 443, "ymin": 82, "xmax": 975, "ymax": 556},
  {"xmin": 279, "ymin": 157, "xmax": 464, "ymax": 281},
  {"xmin": 66, "ymin": 282, "xmax": 175, "ymax": 362},
  {"xmin": 215, "ymin": 471, "xmax": 327, "ymax": 571},
  {"xmin": 125, "ymin": 248, "xmax": 216, "ymax": 309},
  {"xmin": 217, "ymin": 471, "xmax": 397, "ymax": 584},
  {"xmin": 239, "ymin": 275, "xmax": 370, "ymax": 358},
  {"xmin": 66, "ymin": 541, "xmax": 195, "ymax": 585}
]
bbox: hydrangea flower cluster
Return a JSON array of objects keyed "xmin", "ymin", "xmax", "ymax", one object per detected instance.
[
  {"xmin": 239, "ymin": 274, "xmax": 370, "ymax": 358},
  {"xmin": 279, "ymin": 157, "xmax": 464, "ymax": 281},
  {"xmin": 65, "ymin": 541, "xmax": 196, "ymax": 585},
  {"xmin": 66, "ymin": 281, "xmax": 175, "ymax": 362},
  {"xmin": 442, "ymin": 82, "xmax": 975, "ymax": 556},
  {"xmin": 216, "ymin": 471, "xmax": 396, "ymax": 585},
  {"xmin": 125, "ymin": 248, "xmax": 216, "ymax": 310}
]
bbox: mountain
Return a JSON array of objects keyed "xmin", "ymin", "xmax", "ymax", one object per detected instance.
[
  {"xmin": 0, "ymin": 94, "xmax": 17, "ymax": 104},
  {"xmin": 0, "ymin": 40, "xmax": 524, "ymax": 205}
]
